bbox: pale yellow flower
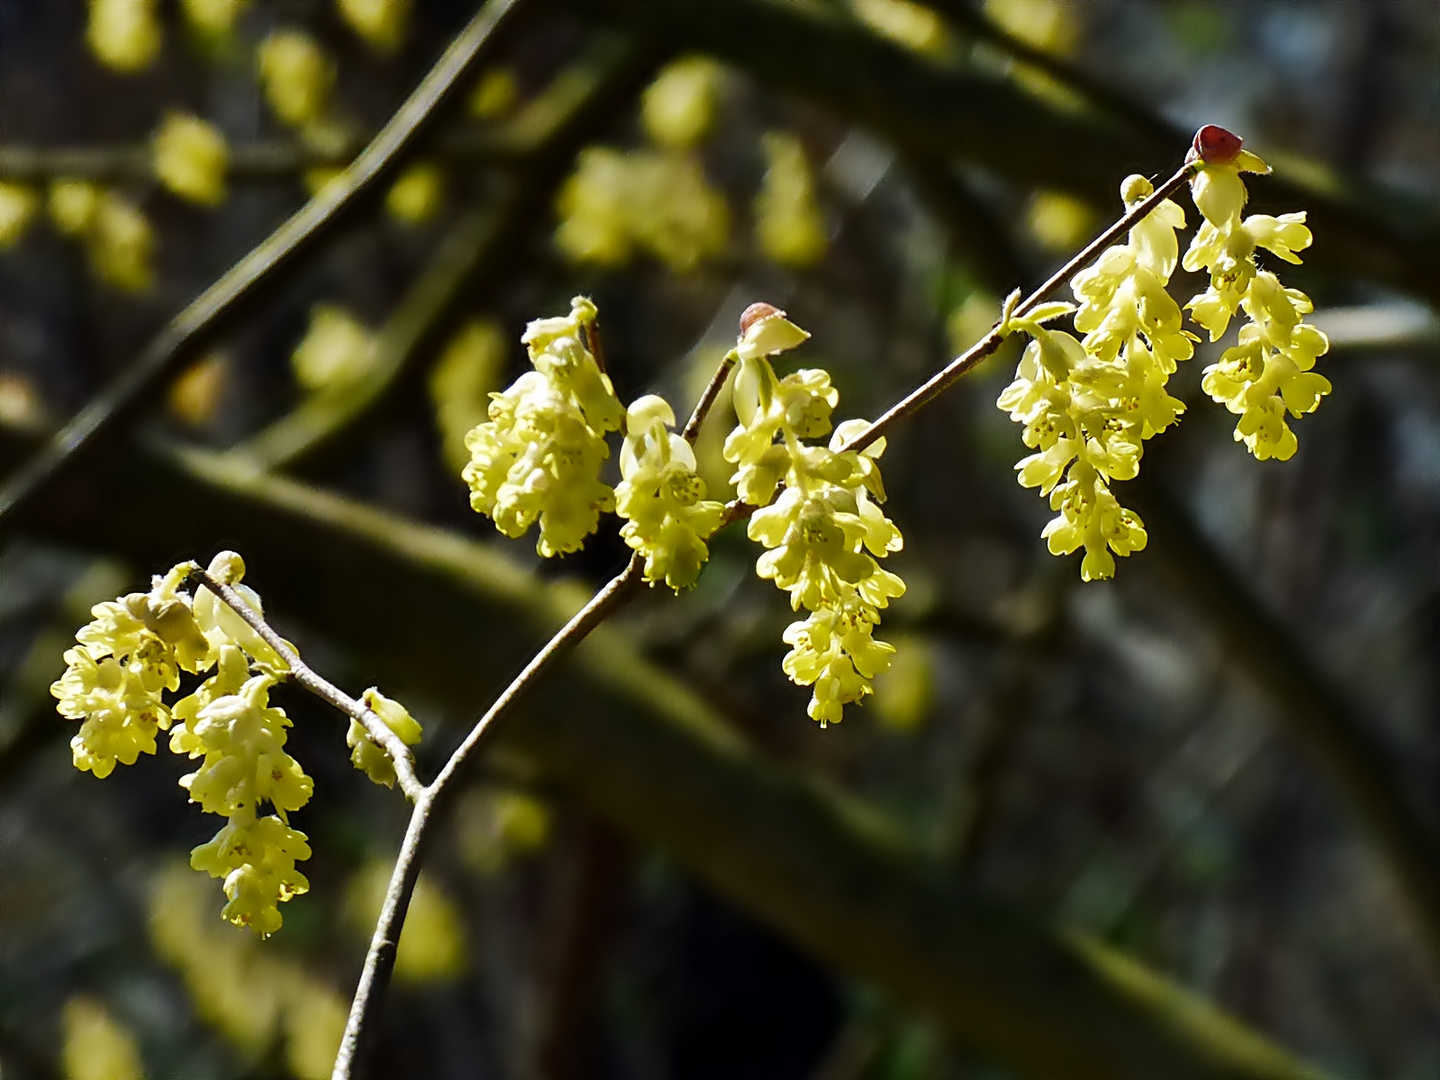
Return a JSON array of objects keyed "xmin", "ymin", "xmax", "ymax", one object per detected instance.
[
  {"xmin": 0, "ymin": 182, "xmax": 39, "ymax": 248},
  {"xmin": 257, "ymin": 30, "xmax": 334, "ymax": 129},
  {"xmin": 87, "ymin": 0, "xmax": 161, "ymax": 73},
  {"xmin": 153, "ymin": 113, "xmax": 229, "ymax": 206}
]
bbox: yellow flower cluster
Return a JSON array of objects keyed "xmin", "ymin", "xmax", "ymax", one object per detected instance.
[
  {"xmin": 87, "ymin": 0, "xmax": 161, "ymax": 73},
  {"xmin": 462, "ymin": 297, "xmax": 624, "ymax": 556},
  {"xmin": 616, "ymin": 395, "xmax": 727, "ymax": 590},
  {"xmin": 347, "ymin": 688, "xmax": 422, "ymax": 789},
  {"xmin": 291, "ymin": 304, "xmax": 377, "ymax": 392},
  {"xmin": 1183, "ymin": 137, "xmax": 1331, "ymax": 461},
  {"xmin": 556, "ymin": 59, "xmax": 728, "ymax": 273},
  {"xmin": 47, "ymin": 180, "xmax": 155, "ymax": 291},
  {"xmin": 152, "ymin": 112, "xmax": 230, "ymax": 206},
  {"xmin": 728, "ymin": 306, "xmax": 905, "ymax": 725},
  {"xmin": 52, "ymin": 553, "xmax": 315, "ymax": 936},
  {"xmin": 999, "ymin": 175, "xmax": 1191, "ymax": 581}
]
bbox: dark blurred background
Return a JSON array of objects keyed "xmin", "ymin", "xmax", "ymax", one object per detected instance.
[{"xmin": 0, "ymin": 1, "xmax": 1437, "ymax": 1078}]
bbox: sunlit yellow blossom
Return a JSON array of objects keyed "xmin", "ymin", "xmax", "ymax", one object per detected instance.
[
  {"xmin": 463, "ymin": 297, "xmax": 623, "ymax": 556},
  {"xmin": 87, "ymin": 0, "xmax": 161, "ymax": 73},
  {"xmin": 1183, "ymin": 132, "xmax": 1330, "ymax": 461},
  {"xmin": 190, "ymin": 807, "xmax": 311, "ymax": 937},
  {"xmin": 385, "ymin": 161, "xmax": 443, "ymax": 224},
  {"xmin": 0, "ymin": 182, "xmax": 39, "ymax": 249},
  {"xmin": 999, "ymin": 174, "xmax": 1191, "ymax": 580},
  {"xmin": 616, "ymin": 395, "xmax": 727, "ymax": 590},
  {"xmin": 336, "ymin": 0, "xmax": 409, "ymax": 53},
  {"xmin": 181, "ymin": 0, "xmax": 249, "ymax": 37},
  {"xmin": 727, "ymin": 306, "xmax": 904, "ymax": 724},
  {"xmin": 347, "ymin": 687, "xmax": 422, "ymax": 788},
  {"xmin": 641, "ymin": 57, "xmax": 724, "ymax": 149},
  {"xmin": 61, "ymin": 997, "xmax": 144, "ymax": 1080},
  {"xmin": 283, "ymin": 980, "xmax": 347, "ymax": 1080},
  {"xmin": 291, "ymin": 304, "xmax": 377, "ymax": 391},
  {"xmin": 257, "ymin": 30, "xmax": 333, "ymax": 129},
  {"xmin": 153, "ymin": 113, "xmax": 229, "ymax": 206}
]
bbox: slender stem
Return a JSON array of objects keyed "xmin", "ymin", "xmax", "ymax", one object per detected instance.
[
  {"xmin": 584, "ymin": 317, "xmax": 609, "ymax": 377},
  {"xmin": 0, "ymin": 0, "xmax": 527, "ymax": 533},
  {"xmin": 681, "ymin": 350, "xmax": 737, "ymax": 444},
  {"xmin": 843, "ymin": 162, "xmax": 1195, "ymax": 455},
  {"xmin": 184, "ymin": 564, "xmax": 426, "ymax": 803},
  {"xmin": 331, "ymin": 553, "xmax": 644, "ymax": 1080}
]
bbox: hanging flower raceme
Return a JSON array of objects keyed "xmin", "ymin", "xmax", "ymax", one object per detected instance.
[
  {"xmin": 615, "ymin": 395, "xmax": 727, "ymax": 590},
  {"xmin": 726, "ymin": 305, "xmax": 905, "ymax": 725},
  {"xmin": 462, "ymin": 297, "xmax": 624, "ymax": 557},
  {"xmin": 999, "ymin": 173, "xmax": 1193, "ymax": 581},
  {"xmin": 51, "ymin": 552, "xmax": 340, "ymax": 937},
  {"xmin": 1183, "ymin": 125, "xmax": 1331, "ymax": 461}
]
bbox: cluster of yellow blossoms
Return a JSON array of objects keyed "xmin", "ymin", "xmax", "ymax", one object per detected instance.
[
  {"xmin": 463, "ymin": 297, "xmax": 624, "ymax": 557},
  {"xmin": 52, "ymin": 552, "xmax": 421, "ymax": 935},
  {"xmin": 999, "ymin": 126, "xmax": 1329, "ymax": 580},
  {"xmin": 728, "ymin": 306, "xmax": 905, "ymax": 724}
]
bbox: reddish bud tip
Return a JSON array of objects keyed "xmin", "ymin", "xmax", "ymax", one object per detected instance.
[
  {"xmin": 739, "ymin": 302, "xmax": 783, "ymax": 337},
  {"xmin": 1187, "ymin": 124, "xmax": 1244, "ymax": 166}
]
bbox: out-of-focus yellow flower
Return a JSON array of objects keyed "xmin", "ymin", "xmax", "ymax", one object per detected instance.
[
  {"xmin": 303, "ymin": 165, "xmax": 346, "ymax": 199},
  {"xmin": 0, "ymin": 182, "xmax": 39, "ymax": 249},
  {"xmin": 871, "ymin": 633, "xmax": 935, "ymax": 732},
  {"xmin": 87, "ymin": 0, "xmax": 161, "ymax": 73},
  {"xmin": 0, "ymin": 371, "xmax": 45, "ymax": 430},
  {"xmin": 89, "ymin": 191, "xmax": 155, "ymax": 292},
  {"xmin": 153, "ymin": 113, "xmax": 229, "ymax": 206},
  {"xmin": 169, "ymin": 353, "xmax": 229, "ymax": 429},
  {"xmin": 430, "ymin": 320, "xmax": 505, "ymax": 473},
  {"xmin": 556, "ymin": 147, "xmax": 729, "ymax": 272},
  {"xmin": 257, "ymin": 30, "xmax": 334, "ymax": 129},
  {"xmin": 49, "ymin": 181, "xmax": 103, "ymax": 236},
  {"xmin": 852, "ymin": 0, "xmax": 948, "ymax": 55},
  {"xmin": 181, "ymin": 0, "xmax": 249, "ymax": 37},
  {"xmin": 61, "ymin": 997, "xmax": 144, "ymax": 1080},
  {"xmin": 1026, "ymin": 189, "xmax": 1095, "ymax": 252},
  {"xmin": 345, "ymin": 863, "xmax": 468, "ymax": 983},
  {"xmin": 983, "ymin": 0, "xmax": 1077, "ymax": 53},
  {"xmin": 457, "ymin": 788, "xmax": 551, "ymax": 874},
  {"xmin": 468, "ymin": 68, "xmax": 518, "ymax": 119},
  {"xmin": 385, "ymin": 161, "xmax": 444, "ymax": 224},
  {"xmin": 283, "ymin": 980, "xmax": 347, "ymax": 1080},
  {"xmin": 946, "ymin": 292, "xmax": 1000, "ymax": 357},
  {"xmin": 291, "ymin": 304, "xmax": 378, "ymax": 391},
  {"xmin": 641, "ymin": 57, "xmax": 724, "ymax": 149},
  {"xmin": 336, "ymin": 0, "xmax": 409, "ymax": 53},
  {"xmin": 754, "ymin": 132, "xmax": 827, "ymax": 268}
]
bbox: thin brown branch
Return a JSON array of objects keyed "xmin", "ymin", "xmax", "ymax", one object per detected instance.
[
  {"xmin": 183, "ymin": 563, "xmax": 426, "ymax": 803},
  {"xmin": 681, "ymin": 350, "xmax": 737, "ymax": 443}
]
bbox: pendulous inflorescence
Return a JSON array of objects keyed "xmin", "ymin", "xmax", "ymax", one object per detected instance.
[
  {"xmin": 52, "ymin": 552, "xmax": 422, "ymax": 935},
  {"xmin": 999, "ymin": 125, "xmax": 1330, "ymax": 580}
]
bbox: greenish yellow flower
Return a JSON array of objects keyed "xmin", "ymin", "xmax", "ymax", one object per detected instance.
[
  {"xmin": 61, "ymin": 997, "xmax": 144, "ymax": 1080},
  {"xmin": 385, "ymin": 161, "xmax": 443, "ymax": 224},
  {"xmin": 1183, "ymin": 136, "xmax": 1330, "ymax": 461},
  {"xmin": 181, "ymin": 0, "xmax": 249, "ymax": 37},
  {"xmin": 153, "ymin": 112, "xmax": 229, "ymax": 206},
  {"xmin": 190, "ymin": 807, "xmax": 311, "ymax": 937},
  {"xmin": 555, "ymin": 147, "xmax": 729, "ymax": 272},
  {"xmin": 463, "ymin": 297, "xmax": 622, "ymax": 556},
  {"xmin": 468, "ymin": 68, "xmax": 518, "ymax": 119},
  {"xmin": 430, "ymin": 320, "xmax": 505, "ymax": 473},
  {"xmin": 347, "ymin": 687, "xmax": 422, "ymax": 788},
  {"xmin": 87, "ymin": 0, "xmax": 161, "ymax": 73},
  {"xmin": 88, "ymin": 190, "xmax": 155, "ymax": 292},
  {"xmin": 48, "ymin": 180, "xmax": 102, "ymax": 235},
  {"xmin": 0, "ymin": 182, "xmax": 38, "ymax": 249},
  {"xmin": 852, "ymin": 0, "xmax": 947, "ymax": 56},
  {"xmin": 726, "ymin": 310, "xmax": 904, "ymax": 724},
  {"xmin": 641, "ymin": 57, "xmax": 724, "ymax": 149},
  {"xmin": 291, "ymin": 304, "xmax": 377, "ymax": 392},
  {"xmin": 755, "ymin": 132, "xmax": 827, "ymax": 268},
  {"xmin": 998, "ymin": 174, "xmax": 1193, "ymax": 580},
  {"xmin": 616, "ymin": 395, "xmax": 727, "ymax": 590},
  {"xmin": 336, "ymin": 0, "xmax": 409, "ymax": 53},
  {"xmin": 257, "ymin": 30, "xmax": 333, "ymax": 129}
]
